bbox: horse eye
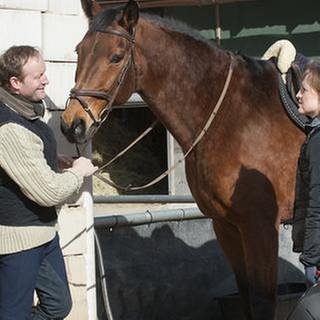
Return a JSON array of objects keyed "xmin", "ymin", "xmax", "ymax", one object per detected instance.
[{"xmin": 110, "ymin": 54, "xmax": 124, "ymax": 64}]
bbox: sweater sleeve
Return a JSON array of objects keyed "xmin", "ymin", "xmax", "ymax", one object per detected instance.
[
  {"xmin": 0, "ymin": 123, "xmax": 83, "ymax": 207},
  {"xmin": 300, "ymin": 132, "xmax": 320, "ymax": 266}
]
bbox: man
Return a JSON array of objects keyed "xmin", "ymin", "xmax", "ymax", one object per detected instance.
[{"xmin": 0, "ymin": 45, "xmax": 97, "ymax": 319}]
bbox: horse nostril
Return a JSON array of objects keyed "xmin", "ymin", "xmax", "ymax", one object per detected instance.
[
  {"xmin": 60, "ymin": 115, "xmax": 88, "ymax": 144},
  {"xmin": 60, "ymin": 117, "xmax": 70, "ymax": 136},
  {"xmin": 71, "ymin": 118, "xmax": 85, "ymax": 135},
  {"xmin": 60, "ymin": 116, "xmax": 84, "ymax": 143},
  {"xmin": 74, "ymin": 120, "xmax": 84, "ymax": 137}
]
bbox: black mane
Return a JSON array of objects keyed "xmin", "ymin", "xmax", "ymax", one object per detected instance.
[
  {"xmin": 87, "ymin": 6, "xmax": 121, "ymax": 33},
  {"xmin": 87, "ymin": 5, "xmax": 216, "ymax": 50}
]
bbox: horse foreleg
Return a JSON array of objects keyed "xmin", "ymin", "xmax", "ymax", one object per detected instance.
[
  {"xmin": 214, "ymin": 219, "xmax": 278, "ymax": 320},
  {"xmin": 240, "ymin": 221, "xmax": 278, "ymax": 320},
  {"xmin": 213, "ymin": 219, "xmax": 252, "ymax": 320}
]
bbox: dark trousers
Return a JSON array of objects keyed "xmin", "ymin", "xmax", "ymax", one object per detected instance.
[{"xmin": 0, "ymin": 233, "xmax": 72, "ymax": 320}]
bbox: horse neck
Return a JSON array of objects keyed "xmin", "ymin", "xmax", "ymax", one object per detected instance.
[{"xmin": 134, "ymin": 18, "xmax": 231, "ymax": 151}]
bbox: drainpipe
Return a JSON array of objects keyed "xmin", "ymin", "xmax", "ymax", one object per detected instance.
[
  {"xmin": 94, "ymin": 207, "xmax": 206, "ymax": 228},
  {"xmin": 94, "ymin": 195, "xmax": 194, "ymax": 203}
]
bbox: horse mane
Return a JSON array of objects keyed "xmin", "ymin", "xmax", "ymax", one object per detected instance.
[
  {"xmin": 87, "ymin": 5, "xmax": 217, "ymax": 50},
  {"xmin": 241, "ymin": 53, "xmax": 274, "ymax": 77},
  {"xmin": 87, "ymin": 6, "xmax": 122, "ymax": 34},
  {"xmin": 142, "ymin": 13, "xmax": 217, "ymax": 49},
  {"xmin": 86, "ymin": 5, "xmax": 269, "ymax": 76}
]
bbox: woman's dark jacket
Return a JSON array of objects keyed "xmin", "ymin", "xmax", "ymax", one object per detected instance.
[{"xmin": 292, "ymin": 117, "xmax": 320, "ymax": 267}]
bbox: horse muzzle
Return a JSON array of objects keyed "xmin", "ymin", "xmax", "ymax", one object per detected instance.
[{"xmin": 60, "ymin": 115, "xmax": 88, "ymax": 144}]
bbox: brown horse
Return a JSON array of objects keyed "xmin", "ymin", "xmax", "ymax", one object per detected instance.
[{"xmin": 61, "ymin": 1, "xmax": 305, "ymax": 319}]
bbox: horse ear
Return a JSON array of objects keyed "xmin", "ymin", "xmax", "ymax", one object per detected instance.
[
  {"xmin": 119, "ymin": 0, "xmax": 139, "ymax": 34},
  {"xmin": 81, "ymin": 0, "xmax": 102, "ymax": 21}
]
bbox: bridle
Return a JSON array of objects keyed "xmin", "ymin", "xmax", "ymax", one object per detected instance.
[{"xmin": 66, "ymin": 28, "xmax": 136, "ymax": 128}]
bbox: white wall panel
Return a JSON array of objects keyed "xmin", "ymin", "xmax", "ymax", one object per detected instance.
[
  {"xmin": 0, "ymin": 0, "xmax": 47, "ymax": 11},
  {"xmin": 48, "ymin": 0, "xmax": 82, "ymax": 15},
  {"xmin": 167, "ymin": 133, "xmax": 191, "ymax": 195},
  {"xmin": 42, "ymin": 13, "xmax": 87, "ymax": 62},
  {"xmin": 46, "ymin": 62, "xmax": 77, "ymax": 109},
  {"xmin": 0, "ymin": 9, "xmax": 41, "ymax": 51}
]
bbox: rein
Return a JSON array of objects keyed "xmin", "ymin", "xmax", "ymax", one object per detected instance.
[{"xmin": 93, "ymin": 54, "xmax": 236, "ymax": 192}]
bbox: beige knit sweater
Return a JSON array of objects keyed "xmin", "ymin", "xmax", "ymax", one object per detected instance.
[{"xmin": 0, "ymin": 122, "xmax": 83, "ymax": 254}]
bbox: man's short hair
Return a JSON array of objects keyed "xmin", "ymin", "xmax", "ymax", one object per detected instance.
[{"xmin": 0, "ymin": 45, "xmax": 40, "ymax": 90}]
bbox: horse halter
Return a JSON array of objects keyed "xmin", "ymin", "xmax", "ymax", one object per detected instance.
[{"xmin": 66, "ymin": 28, "xmax": 136, "ymax": 127}]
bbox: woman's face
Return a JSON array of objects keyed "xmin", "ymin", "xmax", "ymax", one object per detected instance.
[{"xmin": 296, "ymin": 75, "xmax": 320, "ymax": 118}]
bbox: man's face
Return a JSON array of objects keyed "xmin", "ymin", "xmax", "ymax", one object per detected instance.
[{"xmin": 11, "ymin": 54, "xmax": 49, "ymax": 102}]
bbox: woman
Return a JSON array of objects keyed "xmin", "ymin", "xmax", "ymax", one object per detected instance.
[
  {"xmin": 283, "ymin": 59, "xmax": 320, "ymax": 320},
  {"xmin": 292, "ymin": 59, "xmax": 320, "ymax": 288}
]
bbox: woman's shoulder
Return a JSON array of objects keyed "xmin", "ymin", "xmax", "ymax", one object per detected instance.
[
  {"xmin": 309, "ymin": 126, "xmax": 320, "ymax": 141},
  {"xmin": 305, "ymin": 127, "xmax": 320, "ymax": 157}
]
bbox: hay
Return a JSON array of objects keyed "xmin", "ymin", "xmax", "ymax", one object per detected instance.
[{"xmin": 92, "ymin": 109, "xmax": 168, "ymax": 195}]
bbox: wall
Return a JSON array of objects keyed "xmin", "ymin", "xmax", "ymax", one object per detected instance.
[
  {"xmin": 0, "ymin": 0, "xmax": 88, "ymax": 108},
  {"xmin": 95, "ymin": 218, "xmax": 305, "ymax": 320},
  {"xmin": 167, "ymin": 0, "xmax": 320, "ymax": 57}
]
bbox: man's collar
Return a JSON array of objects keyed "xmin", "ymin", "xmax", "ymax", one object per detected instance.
[{"xmin": 0, "ymin": 87, "xmax": 44, "ymax": 120}]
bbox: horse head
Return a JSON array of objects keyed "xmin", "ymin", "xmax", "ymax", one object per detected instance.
[{"xmin": 61, "ymin": 0, "xmax": 139, "ymax": 143}]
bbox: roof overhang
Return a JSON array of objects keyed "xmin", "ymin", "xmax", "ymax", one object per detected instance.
[{"xmin": 97, "ymin": 0, "xmax": 255, "ymax": 8}]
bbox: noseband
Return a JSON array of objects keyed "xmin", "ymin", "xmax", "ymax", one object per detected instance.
[{"xmin": 66, "ymin": 28, "xmax": 135, "ymax": 127}]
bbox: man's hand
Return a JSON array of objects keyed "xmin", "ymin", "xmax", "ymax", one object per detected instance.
[
  {"xmin": 71, "ymin": 156, "xmax": 98, "ymax": 177},
  {"xmin": 57, "ymin": 154, "xmax": 74, "ymax": 171}
]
